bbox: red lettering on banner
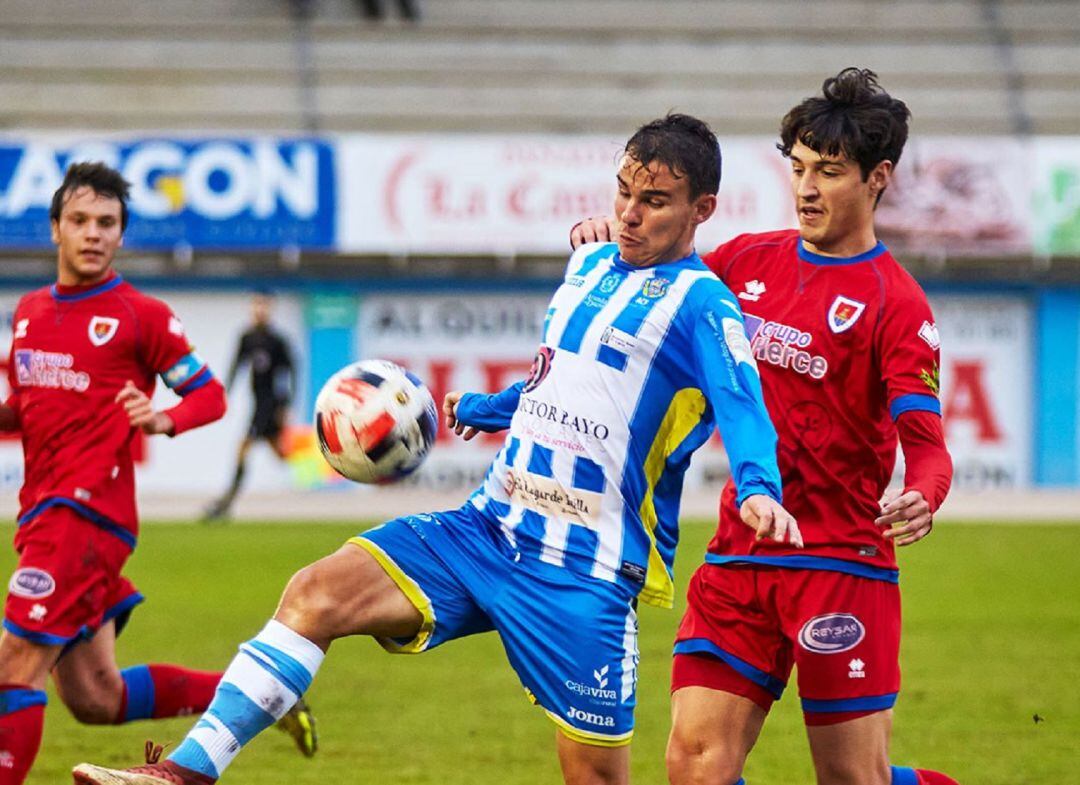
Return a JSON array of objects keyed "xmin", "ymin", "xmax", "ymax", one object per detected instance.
[
  {"xmin": 480, "ymin": 359, "xmax": 532, "ymax": 444},
  {"xmin": 944, "ymin": 360, "xmax": 1003, "ymax": 443},
  {"xmin": 426, "ymin": 178, "xmax": 486, "ymax": 220}
]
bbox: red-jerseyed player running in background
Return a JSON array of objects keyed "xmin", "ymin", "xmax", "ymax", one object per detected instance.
[
  {"xmin": 0, "ymin": 163, "xmax": 313, "ymax": 785},
  {"xmin": 573, "ymin": 69, "xmax": 958, "ymax": 785}
]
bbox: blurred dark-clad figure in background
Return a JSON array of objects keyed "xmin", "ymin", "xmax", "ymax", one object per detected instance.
[
  {"xmin": 203, "ymin": 291, "xmax": 296, "ymax": 522},
  {"xmin": 357, "ymin": 0, "xmax": 420, "ymax": 21}
]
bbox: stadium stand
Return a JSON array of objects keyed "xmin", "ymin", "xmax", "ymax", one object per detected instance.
[{"xmin": 1, "ymin": 0, "xmax": 1078, "ymax": 134}]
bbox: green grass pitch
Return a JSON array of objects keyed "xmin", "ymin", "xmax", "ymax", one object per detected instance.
[{"xmin": 4, "ymin": 519, "xmax": 1078, "ymax": 784}]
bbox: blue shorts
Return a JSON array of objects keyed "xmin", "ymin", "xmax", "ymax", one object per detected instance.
[{"xmin": 351, "ymin": 503, "xmax": 639, "ymax": 747}]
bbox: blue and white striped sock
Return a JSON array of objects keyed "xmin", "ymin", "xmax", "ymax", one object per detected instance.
[{"xmin": 168, "ymin": 620, "xmax": 325, "ymax": 779}]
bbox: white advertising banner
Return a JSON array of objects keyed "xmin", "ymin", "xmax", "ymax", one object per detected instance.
[
  {"xmin": 0, "ymin": 288, "xmax": 307, "ymax": 501},
  {"xmin": 337, "ymin": 135, "xmax": 794, "ymax": 255},
  {"xmin": 930, "ymin": 294, "xmax": 1032, "ymax": 489}
]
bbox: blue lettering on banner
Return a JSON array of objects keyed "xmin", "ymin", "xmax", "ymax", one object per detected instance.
[{"xmin": 0, "ymin": 138, "xmax": 336, "ymax": 250}]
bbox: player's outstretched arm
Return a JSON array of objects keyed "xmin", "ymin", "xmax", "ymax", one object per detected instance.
[
  {"xmin": 569, "ymin": 215, "xmax": 618, "ymax": 249},
  {"xmin": 115, "ymin": 377, "xmax": 227, "ymax": 436},
  {"xmin": 446, "ymin": 381, "xmax": 524, "ymax": 441},
  {"xmin": 741, "ymin": 494, "xmax": 803, "ymax": 548}
]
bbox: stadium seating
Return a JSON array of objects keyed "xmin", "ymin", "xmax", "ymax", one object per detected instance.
[{"xmin": 1, "ymin": 0, "xmax": 1078, "ymax": 133}]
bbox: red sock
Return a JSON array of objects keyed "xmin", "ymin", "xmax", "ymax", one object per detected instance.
[
  {"xmin": 916, "ymin": 771, "xmax": 961, "ymax": 785},
  {"xmin": 117, "ymin": 665, "xmax": 221, "ymax": 722},
  {"xmin": 0, "ymin": 686, "xmax": 46, "ymax": 785}
]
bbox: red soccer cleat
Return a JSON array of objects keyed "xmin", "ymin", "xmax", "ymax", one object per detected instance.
[{"xmin": 72, "ymin": 741, "xmax": 216, "ymax": 785}]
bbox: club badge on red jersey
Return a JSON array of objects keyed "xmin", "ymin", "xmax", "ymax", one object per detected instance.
[
  {"xmin": 88, "ymin": 316, "xmax": 120, "ymax": 346},
  {"xmin": 827, "ymin": 296, "xmax": 866, "ymax": 334}
]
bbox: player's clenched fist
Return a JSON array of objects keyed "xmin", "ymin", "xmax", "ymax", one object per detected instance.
[
  {"xmin": 115, "ymin": 380, "xmax": 174, "ymax": 435},
  {"xmin": 740, "ymin": 494, "xmax": 803, "ymax": 548},
  {"xmin": 442, "ymin": 391, "xmax": 479, "ymax": 442}
]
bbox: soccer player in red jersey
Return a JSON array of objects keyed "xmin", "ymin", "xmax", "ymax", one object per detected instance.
[
  {"xmin": 572, "ymin": 70, "xmax": 958, "ymax": 785},
  {"xmin": 0, "ymin": 163, "xmax": 312, "ymax": 784}
]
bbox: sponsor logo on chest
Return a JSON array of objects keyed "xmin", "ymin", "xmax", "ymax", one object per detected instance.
[
  {"xmin": 742, "ymin": 314, "xmax": 829, "ymax": 380},
  {"xmin": 14, "ymin": 349, "xmax": 90, "ymax": 392}
]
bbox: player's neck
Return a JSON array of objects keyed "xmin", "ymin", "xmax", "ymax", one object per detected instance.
[
  {"xmin": 55, "ymin": 266, "xmax": 116, "ymax": 290},
  {"xmin": 801, "ymin": 229, "xmax": 879, "ymax": 259}
]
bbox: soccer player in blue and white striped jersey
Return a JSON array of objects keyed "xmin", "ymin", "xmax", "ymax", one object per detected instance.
[{"xmin": 72, "ymin": 114, "xmax": 799, "ymax": 785}]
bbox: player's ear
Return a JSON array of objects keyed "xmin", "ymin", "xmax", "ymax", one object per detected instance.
[
  {"xmin": 692, "ymin": 193, "xmax": 717, "ymax": 226},
  {"xmin": 50, "ymin": 220, "xmax": 60, "ymax": 246},
  {"xmin": 868, "ymin": 160, "xmax": 893, "ymax": 200}
]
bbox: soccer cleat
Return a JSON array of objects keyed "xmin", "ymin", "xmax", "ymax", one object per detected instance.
[
  {"xmin": 72, "ymin": 742, "xmax": 215, "ymax": 785},
  {"xmin": 276, "ymin": 697, "xmax": 318, "ymax": 758}
]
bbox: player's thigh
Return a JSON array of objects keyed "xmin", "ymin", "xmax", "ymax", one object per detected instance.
[
  {"xmin": 494, "ymin": 563, "xmax": 639, "ymax": 748},
  {"xmin": 667, "ymin": 686, "xmax": 766, "ymax": 785},
  {"xmin": 556, "ymin": 730, "xmax": 630, "ymax": 785},
  {"xmin": 52, "ymin": 620, "xmax": 124, "ymax": 723},
  {"xmin": 806, "ymin": 710, "xmax": 893, "ymax": 785},
  {"xmin": 0, "ymin": 629, "xmax": 59, "ymax": 688},
  {"xmin": 276, "ymin": 540, "xmax": 424, "ymax": 643}
]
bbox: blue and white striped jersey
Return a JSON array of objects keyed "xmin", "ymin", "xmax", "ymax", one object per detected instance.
[{"xmin": 458, "ymin": 242, "xmax": 781, "ymax": 608}]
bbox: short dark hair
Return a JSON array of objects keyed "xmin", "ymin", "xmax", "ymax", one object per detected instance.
[
  {"xmin": 624, "ymin": 113, "xmax": 722, "ymax": 199},
  {"xmin": 778, "ymin": 68, "xmax": 910, "ymax": 182},
  {"xmin": 49, "ymin": 161, "xmax": 131, "ymax": 232}
]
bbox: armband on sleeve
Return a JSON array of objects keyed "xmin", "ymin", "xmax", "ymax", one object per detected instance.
[{"xmin": 162, "ymin": 351, "xmax": 214, "ymax": 396}]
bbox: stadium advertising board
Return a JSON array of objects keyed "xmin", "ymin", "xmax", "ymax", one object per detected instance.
[
  {"xmin": 1034, "ymin": 138, "xmax": 1080, "ymax": 257},
  {"xmin": 0, "ymin": 136, "xmax": 336, "ymax": 250},
  {"xmin": 337, "ymin": 135, "xmax": 794, "ymax": 255},
  {"xmin": 930, "ymin": 294, "xmax": 1032, "ymax": 489}
]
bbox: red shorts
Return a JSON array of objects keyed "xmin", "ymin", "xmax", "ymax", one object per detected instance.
[
  {"xmin": 5, "ymin": 505, "xmax": 143, "ymax": 647},
  {"xmin": 673, "ymin": 563, "xmax": 900, "ymax": 725}
]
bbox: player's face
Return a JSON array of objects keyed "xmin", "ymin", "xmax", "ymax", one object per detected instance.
[
  {"xmin": 789, "ymin": 141, "xmax": 891, "ymax": 256},
  {"xmin": 51, "ymin": 186, "xmax": 124, "ymax": 286},
  {"xmin": 614, "ymin": 155, "xmax": 716, "ymax": 267}
]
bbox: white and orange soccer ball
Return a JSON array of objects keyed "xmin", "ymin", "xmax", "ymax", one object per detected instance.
[{"xmin": 314, "ymin": 360, "xmax": 438, "ymax": 484}]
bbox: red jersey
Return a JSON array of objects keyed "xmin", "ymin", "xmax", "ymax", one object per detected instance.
[
  {"xmin": 704, "ymin": 230, "xmax": 942, "ymax": 574},
  {"xmin": 6, "ymin": 272, "xmax": 213, "ymax": 546}
]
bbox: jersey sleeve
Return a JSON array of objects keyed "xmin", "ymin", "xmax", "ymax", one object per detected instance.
[
  {"xmin": 875, "ymin": 282, "xmax": 943, "ymax": 421},
  {"xmin": 138, "ymin": 297, "xmax": 216, "ymax": 397},
  {"xmin": 690, "ymin": 286, "xmax": 782, "ymax": 506},
  {"xmin": 456, "ymin": 381, "xmax": 523, "ymax": 432}
]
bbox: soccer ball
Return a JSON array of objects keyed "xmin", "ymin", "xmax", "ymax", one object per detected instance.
[{"xmin": 314, "ymin": 360, "xmax": 438, "ymax": 484}]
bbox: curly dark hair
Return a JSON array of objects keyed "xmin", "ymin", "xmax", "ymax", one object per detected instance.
[
  {"xmin": 779, "ymin": 68, "xmax": 910, "ymax": 183},
  {"xmin": 49, "ymin": 161, "xmax": 131, "ymax": 232},
  {"xmin": 625, "ymin": 113, "xmax": 722, "ymax": 198}
]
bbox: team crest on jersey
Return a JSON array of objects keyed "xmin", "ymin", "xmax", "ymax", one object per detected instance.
[
  {"xmin": 641, "ymin": 277, "xmax": 670, "ymax": 298},
  {"xmin": 827, "ymin": 296, "xmax": 866, "ymax": 334},
  {"xmin": 88, "ymin": 316, "xmax": 120, "ymax": 346}
]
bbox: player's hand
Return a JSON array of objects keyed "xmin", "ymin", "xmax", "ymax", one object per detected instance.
[
  {"xmin": 876, "ymin": 488, "xmax": 933, "ymax": 546},
  {"xmin": 442, "ymin": 391, "xmax": 479, "ymax": 442},
  {"xmin": 740, "ymin": 495, "xmax": 803, "ymax": 548},
  {"xmin": 115, "ymin": 380, "xmax": 174, "ymax": 436},
  {"xmin": 569, "ymin": 215, "xmax": 618, "ymax": 248}
]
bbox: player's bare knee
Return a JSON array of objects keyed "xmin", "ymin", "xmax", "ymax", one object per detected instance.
[
  {"xmin": 666, "ymin": 736, "xmax": 742, "ymax": 785},
  {"xmin": 277, "ymin": 562, "xmax": 343, "ymax": 637}
]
